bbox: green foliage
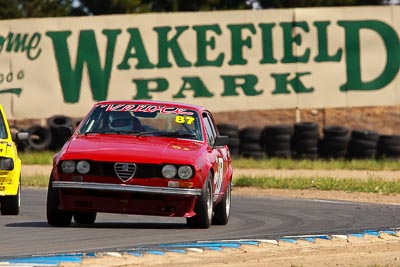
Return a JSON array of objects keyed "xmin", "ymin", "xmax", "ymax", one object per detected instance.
[
  {"xmin": 0, "ymin": 0, "xmax": 72, "ymax": 19},
  {"xmin": 0, "ymin": 0, "xmax": 388, "ymax": 19},
  {"xmin": 19, "ymin": 151, "xmax": 54, "ymax": 165},
  {"xmin": 0, "ymin": 0, "xmax": 23, "ymax": 18},
  {"xmin": 260, "ymin": 0, "xmax": 382, "ymax": 8}
]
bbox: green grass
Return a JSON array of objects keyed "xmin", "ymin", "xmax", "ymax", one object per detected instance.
[
  {"xmin": 232, "ymin": 157, "xmax": 400, "ymax": 171},
  {"xmin": 18, "ymin": 151, "xmax": 400, "ymax": 171},
  {"xmin": 234, "ymin": 176, "xmax": 400, "ymax": 195},
  {"xmin": 19, "ymin": 151, "xmax": 54, "ymax": 165}
]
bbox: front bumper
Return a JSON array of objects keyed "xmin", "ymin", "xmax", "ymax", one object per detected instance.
[{"xmin": 52, "ymin": 181, "xmax": 202, "ymax": 196}]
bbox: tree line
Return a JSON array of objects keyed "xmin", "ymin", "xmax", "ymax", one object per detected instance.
[{"xmin": 0, "ymin": 0, "xmax": 388, "ymax": 19}]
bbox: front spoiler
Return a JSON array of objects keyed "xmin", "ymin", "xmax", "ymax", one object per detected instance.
[{"xmin": 52, "ymin": 181, "xmax": 202, "ymax": 196}]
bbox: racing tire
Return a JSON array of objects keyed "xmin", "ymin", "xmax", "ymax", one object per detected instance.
[
  {"xmin": 47, "ymin": 115, "xmax": 73, "ymax": 151},
  {"xmin": 212, "ymin": 181, "xmax": 232, "ymax": 225},
  {"xmin": 323, "ymin": 126, "xmax": 349, "ymax": 139},
  {"xmin": 239, "ymin": 127, "xmax": 262, "ymax": 143},
  {"xmin": 217, "ymin": 123, "xmax": 239, "ymax": 133},
  {"xmin": 351, "ymin": 129, "xmax": 379, "ymax": 142},
  {"xmin": 46, "ymin": 176, "xmax": 72, "ymax": 227},
  {"xmin": 187, "ymin": 173, "xmax": 213, "ymax": 229},
  {"xmin": 27, "ymin": 125, "xmax": 52, "ymax": 151},
  {"xmin": 1, "ymin": 179, "xmax": 21, "ymax": 215},
  {"xmin": 74, "ymin": 212, "xmax": 97, "ymax": 224}
]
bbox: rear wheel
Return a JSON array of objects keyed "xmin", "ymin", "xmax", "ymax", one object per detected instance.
[
  {"xmin": 74, "ymin": 212, "xmax": 97, "ymax": 224},
  {"xmin": 46, "ymin": 176, "xmax": 72, "ymax": 227},
  {"xmin": 187, "ymin": 173, "xmax": 213, "ymax": 229},
  {"xmin": 212, "ymin": 181, "xmax": 232, "ymax": 225},
  {"xmin": 1, "ymin": 179, "xmax": 21, "ymax": 215}
]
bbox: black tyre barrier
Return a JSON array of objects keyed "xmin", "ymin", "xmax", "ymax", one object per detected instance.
[
  {"xmin": 27, "ymin": 125, "xmax": 52, "ymax": 151},
  {"xmin": 241, "ymin": 151, "xmax": 265, "ymax": 159},
  {"xmin": 294, "ymin": 121, "xmax": 319, "ymax": 132},
  {"xmin": 227, "ymin": 137, "xmax": 240, "ymax": 148},
  {"xmin": 346, "ymin": 129, "xmax": 379, "ymax": 159},
  {"xmin": 260, "ymin": 124, "xmax": 293, "ymax": 158},
  {"xmin": 217, "ymin": 123, "xmax": 239, "ymax": 133},
  {"xmin": 350, "ymin": 129, "xmax": 379, "ymax": 142},
  {"xmin": 239, "ymin": 127, "xmax": 262, "ymax": 142},
  {"xmin": 239, "ymin": 127, "xmax": 265, "ymax": 158},
  {"xmin": 291, "ymin": 122, "xmax": 319, "ymax": 159},
  {"xmin": 47, "ymin": 115, "xmax": 73, "ymax": 150},
  {"xmin": 217, "ymin": 124, "xmax": 240, "ymax": 156},
  {"xmin": 319, "ymin": 125, "xmax": 350, "ymax": 159},
  {"xmin": 10, "ymin": 126, "xmax": 29, "ymax": 152},
  {"xmin": 323, "ymin": 125, "xmax": 349, "ymax": 139},
  {"xmin": 377, "ymin": 134, "xmax": 400, "ymax": 159}
]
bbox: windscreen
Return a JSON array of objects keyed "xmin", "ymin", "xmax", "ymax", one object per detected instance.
[{"xmin": 78, "ymin": 103, "xmax": 203, "ymax": 141}]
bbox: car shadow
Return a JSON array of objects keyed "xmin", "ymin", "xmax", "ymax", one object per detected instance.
[{"xmin": 5, "ymin": 221, "xmax": 189, "ymax": 229}]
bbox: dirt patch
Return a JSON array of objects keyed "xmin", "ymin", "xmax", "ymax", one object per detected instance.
[{"xmin": 62, "ymin": 235, "xmax": 400, "ymax": 267}]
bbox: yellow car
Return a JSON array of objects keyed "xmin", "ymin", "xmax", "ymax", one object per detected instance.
[{"xmin": 0, "ymin": 104, "xmax": 28, "ymax": 215}]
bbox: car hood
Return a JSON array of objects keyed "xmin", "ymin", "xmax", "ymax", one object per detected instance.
[{"xmin": 62, "ymin": 134, "xmax": 204, "ymax": 164}]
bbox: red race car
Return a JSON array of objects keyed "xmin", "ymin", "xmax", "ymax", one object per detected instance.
[{"xmin": 46, "ymin": 100, "xmax": 232, "ymax": 228}]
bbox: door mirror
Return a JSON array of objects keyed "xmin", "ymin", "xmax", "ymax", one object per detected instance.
[{"xmin": 16, "ymin": 132, "xmax": 29, "ymax": 141}]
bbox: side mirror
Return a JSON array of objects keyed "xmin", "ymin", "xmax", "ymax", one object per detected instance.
[
  {"xmin": 214, "ymin": 135, "xmax": 229, "ymax": 147},
  {"xmin": 16, "ymin": 132, "xmax": 29, "ymax": 141}
]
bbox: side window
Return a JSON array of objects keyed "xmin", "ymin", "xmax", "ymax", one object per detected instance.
[
  {"xmin": 0, "ymin": 114, "xmax": 8, "ymax": 139},
  {"xmin": 202, "ymin": 113, "xmax": 217, "ymax": 146}
]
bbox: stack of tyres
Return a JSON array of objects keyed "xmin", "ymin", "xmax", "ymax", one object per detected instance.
[
  {"xmin": 346, "ymin": 129, "xmax": 379, "ymax": 159},
  {"xmin": 318, "ymin": 125, "xmax": 350, "ymax": 159},
  {"xmin": 217, "ymin": 123, "xmax": 240, "ymax": 157},
  {"xmin": 10, "ymin": 126, "xmax": 28, "ymax": 151},
  {"xmin": 26, "ymin": 124, "xmax": 52, "ymax": 151},
  {"xmin": 377, "ymin": 134, "xmax": 400, "ymax": 159},
  {"xmin": 47, "ymin": 115, "xmax": 73, "ymax": 151},
  {"xmin": 239, "ymin": 127, "xmax": 265, "ymax": 159},
  {"xmin": 260, "ymin": 124, "xmax": 293, "ymax": 158},
  {"xmin": 291, "ymin": 122, "xmax": 319, "ymax": 159}
]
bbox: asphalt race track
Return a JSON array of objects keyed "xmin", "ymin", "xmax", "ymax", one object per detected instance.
[{"xmin": 1, "ymin": 188, "xmax": 400, "ymax": 259}]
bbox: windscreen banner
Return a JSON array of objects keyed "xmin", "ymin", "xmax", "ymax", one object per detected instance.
[{"xmin": 0, "ymin": 6, "xmax": 399, "ymax": 118}]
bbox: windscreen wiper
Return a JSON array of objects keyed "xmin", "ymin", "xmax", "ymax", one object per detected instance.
[{"xmin": 157, "ymin": 131, "xmax": 197, "ymax": 138}]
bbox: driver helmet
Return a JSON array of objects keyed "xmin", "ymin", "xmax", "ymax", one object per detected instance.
[{"xmin": 108, "ymin": 111, "xmax": 133, "ymax": 131}]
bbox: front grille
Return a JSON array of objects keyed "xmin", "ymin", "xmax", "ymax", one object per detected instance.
[
  {"xmin": 89, "ymin": 162, "xmax": 161, "ymax": 178},
  {"xmin": 114, "ymin": 162, "xmax": 136, "ymax": 182}
]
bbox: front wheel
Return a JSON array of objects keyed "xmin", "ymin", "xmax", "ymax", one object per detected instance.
[
  {"xmin": 187, "ymin": 173, "xmax": 213, "ymax": 229},
  {"xmin": 46, "ymin": 176, "xmax": 72, "ymax": 227},
  {"xmin": 74, "ymin": 212, "xmax": 97, "ymax": 224},
  {"xmin": 212, "ymin": 180, "xmax": 232, "ymax": 225},
  {"xmin": 1, "ymin": 179, "xmax": 21, "ymax": 215}
]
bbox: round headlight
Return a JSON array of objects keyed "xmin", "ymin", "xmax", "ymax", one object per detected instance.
[
  {"xmin": 162, "ymin": 164, "xmax": 177, "ymax": 179},
  {"xmin": 76, "ymin": 160, "xmax": 90, "ymax": 174},
  {"xmin": 178, "ymin": 165, "xmax": 193, "ymax": 179},
  {"xmin": 61, "ymin": 160, "xmax": 75, "ymax": 174}
]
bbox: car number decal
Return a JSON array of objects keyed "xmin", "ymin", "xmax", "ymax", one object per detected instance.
[
  {"xmin": 175, "ymin": 115, "xmax": 195, "ymax": 125},
  {"xmin": 214, "ymin": 157, "xmax": 224, "ymax": 195}
]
